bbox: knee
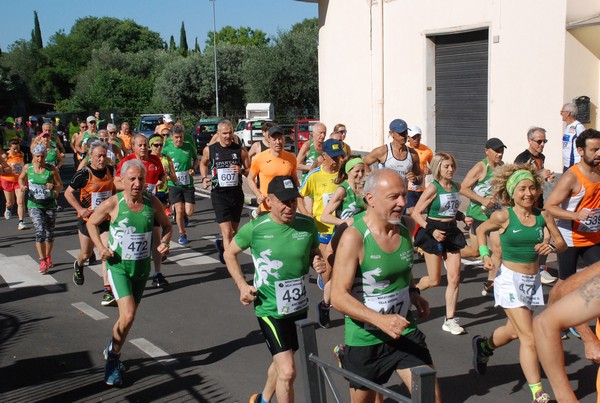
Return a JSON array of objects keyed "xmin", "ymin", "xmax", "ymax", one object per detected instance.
[
  {"xmin": 120, "ymin": 311, "xmax": 137, "ymax": 328},
  {"xmin": 277, "ymin": 364, "xmax": 296, "ymax": 385}
]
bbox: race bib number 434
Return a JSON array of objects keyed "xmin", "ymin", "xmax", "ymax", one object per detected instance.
[{"xmin": 275, "ymin": 276, "xmax": 308, "ymax": 315}]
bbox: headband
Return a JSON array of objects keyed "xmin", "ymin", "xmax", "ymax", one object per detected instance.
[
  {"xmin": 506, "ymin": 170, "xmax": 535, "ymax": 197},
  {"xmin": 149, "ymin": 136, "xmax": 163, "ymax": 146},
  {"xmin": 345, "ymin": 157, "xmax": 364, "ymax": 174},
  {"xmin": 33, "ymin": 144, "xmax": 47, "ymax": 155}
]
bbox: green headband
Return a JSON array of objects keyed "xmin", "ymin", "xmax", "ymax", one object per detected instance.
[
  {"xmin": 345, "ymin": 157, "xmax": 364, "ymax": 174},
  {"xmin": 506, "ymin": 170, "xmax": 535, "ymax": 197}
]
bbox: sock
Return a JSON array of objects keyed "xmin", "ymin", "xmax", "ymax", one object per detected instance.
[
  {"xmin": 107, "ymin": 339, "xmax": 120, "ymax": 358},
  {"xmin": 260, "ymin": 394, "xmax": 269, "ymax": 403},
  {"xmin": 104, "ymin": 285, "xmax": 111, "ymax": 292},
  {"xmin": 529, "ymin": 381, "xmax": 543, "ymax": 398},
  {"xmin": 481, "ymin": 336, "xmax": 496, "ymax": 353},
  {"xmin": 321, "ymin": 300, "xmax": 331, "ymax": 309}
]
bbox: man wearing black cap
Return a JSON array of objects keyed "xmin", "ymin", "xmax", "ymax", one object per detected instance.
[
  {"xmin": 460, "ymin": 137, "xmax": 506, "ymax": 296},
  {"xmin": 200, "ymin": 119, "xmax": 249, "ymax": 263},
  {"xmin": 224, "ymin": 175, "xmax": 326, "ymax": 403},
  {"xmin": 248, "ymin": 125, "xmax": 299, "ymax": 213},
  {"xmin": 363, "ymin": 118, "xmax": 423, "ymax": 188}
]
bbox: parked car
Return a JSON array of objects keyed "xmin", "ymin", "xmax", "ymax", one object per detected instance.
[
  {"xmin": 194, "ymin": 117, "xmax": 223, "ymax": 152},
  {"xmin": 290, "ymin": 119, "xmax": 319, "ymax": 151},
  {"xmin": 137, "ymin": 114, "xmax": 164, "ymax": 138},
  {"xmin": 234, "ymin": 119, "xmax": 272, "ymax": 148}
]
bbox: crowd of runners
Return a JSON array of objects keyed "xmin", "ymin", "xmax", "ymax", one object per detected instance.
[{"xmin": 0, "ymin": 104, "xmax": 598, "ymax": 402}]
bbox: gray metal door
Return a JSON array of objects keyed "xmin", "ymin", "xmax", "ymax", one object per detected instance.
[{"xmin": 434, "ymin": 29, "xmax": 489, "ymax": 181}]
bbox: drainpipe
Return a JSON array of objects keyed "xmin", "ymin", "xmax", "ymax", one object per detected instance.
[{"xmin": 378, "ymin": 0, "xmax": 385, "ymax": 146}]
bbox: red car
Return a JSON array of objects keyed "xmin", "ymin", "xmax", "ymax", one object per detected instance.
[{"xmin": 291, "ymin": 119, "xmax": 319, "ymax": 151}]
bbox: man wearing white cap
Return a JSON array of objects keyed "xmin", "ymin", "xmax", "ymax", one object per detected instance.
[
  {"xmin": 406, "ymin": 125, "xmax": 433, "ymax": 214},
  {"xmin": 154, "ymin": 114, "xmax": 174, "ymax": 135}
]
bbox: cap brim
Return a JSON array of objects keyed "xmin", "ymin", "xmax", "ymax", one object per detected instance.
[{"xmin": 274, "ymin": 189, "xmax": 301, "ymax": 202}]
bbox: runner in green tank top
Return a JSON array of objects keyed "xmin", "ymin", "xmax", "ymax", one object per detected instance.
[
  {"xmin": 87, "ymin": 158, "xmax": 172, "ymax": 387},
  {"xmin": 472, "ymin": 164, "xmax": 566, "ymax": 403},
  {"xmin": 331, "ymin": 168, "xmax": 440, "ymax": 403},
  {"xmin": 460, "ymin": 138, "xmax": 506, "ymax": 296},
  {"xmin": 297, "ymin": 122, "xmax": 326, "ymax": 181},
  {"xmin": 225, "ymin": 176, "xmax": 325, "ymax": 403}
]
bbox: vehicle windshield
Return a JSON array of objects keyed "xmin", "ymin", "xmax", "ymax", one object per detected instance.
[
  {"xmin": 200, "ymin": 124, "xmax": 219, "ymax": 135},
  {"xmin": 250, "ymin": 121, "xmax": 265, "ymax": 130},
  {"xmin": 139, "ymin": 119, "xmax": 159, "ymax": 131}
]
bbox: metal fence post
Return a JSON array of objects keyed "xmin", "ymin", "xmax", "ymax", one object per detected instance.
[
  {"xmin": 296, "ymin": 319, "xmax": 326, "ymax": 403},
  {"xmin": 410, "ymin": 366, "xmax": 436, "ymax": 403}
]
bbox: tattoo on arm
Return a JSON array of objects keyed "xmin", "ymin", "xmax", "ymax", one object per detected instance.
[{"xmin": 578, "ymin": 275, "xmax": 600, "ymax": 306}]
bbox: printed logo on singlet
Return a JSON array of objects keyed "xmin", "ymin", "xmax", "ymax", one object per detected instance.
[
  {"xmin": 362, "ymin": 268, "xmax": 390, "ymax": 295},
  {"xmin": 370, "ymin": 255, "xmax": 381, "ymax": 260},
  {"xmin": 254, "ymin": 249, "xmax": 283, "ymax": 287},
  {"xmin": 108, "ymin": 218, "xmax": 136, "ymax": 250},
  {"xmin": 292, "ymin": 232, "xmax": 309, "ymax": 241}
]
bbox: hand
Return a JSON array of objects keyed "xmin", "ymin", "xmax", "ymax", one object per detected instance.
[
  {"xmin": 188, "ymin": 169, "xmax": 195, "ymax": 176},
  {"xmin": 534, "ymin": 242, "xmax": 554, "ymax": 256},
  {"xmin": 482, "ymin": 197, "xmax": 495, "ymax": 209},
  {"xmin": 79, "ymin": 208, "xmax": 93, "ymax": 219},
  {"xmin": 406, "ymin": 171, "xmax": 416, "ymax": 183},
  {"xmin": 431, "ymin": 229, "xmax": 446, "ymax": 242},
  {"xmin": 230, "ymin": 164, "xmax": 242, "ymax": 175},
  {"xmin": 201, "ymin": 177, "xmax": 210, "ymax": 189},
  {"xmin": 411, "ymin": 293, "xmax": 430, "ymax": 318},
  {"xmin": 312, "ymin": 255, "xmax": 326, "ymax": 274},
  {"xmin": 584, "ymin": 338, "xmax": 600, "ymax": 364},
  {"xmin": 483, "ymin": 255, "xmax": 494, "ymax": 271},
  {"xmin": 240, "ymin": 284, "xmax": 258, "ymax": 306},
  {"xmin": 576, "ymin": 208, "xmax": 592, "ymax": 221},
  {"xmin": 464, "ymin": 216, "xmax": 473, "ymax": 226},
  {"xmin": 256, "ymin": 195, "xmax": 265, "ymax": 205},
  {"xmin": 100, "ymin": 246, "xmax": 114, "ymax": 261},
  {"xmin": 157, "ymin": 242, "xmax": 170, "ymax": 255},
  {"xmin": 378, "ymin": 314, "xmax": 410, "ymax": 339},
  {"xmin": 156, "ymin": 180, "xmax": 164, "ymax": 188}
]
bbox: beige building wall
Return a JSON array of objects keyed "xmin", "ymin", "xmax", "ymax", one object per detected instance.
[{"xmin": 315, "ymin": 0, "xmax": 599, "ymax": 173}]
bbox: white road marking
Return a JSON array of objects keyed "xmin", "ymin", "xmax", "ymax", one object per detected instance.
[
  {"xmin": 0, "ymin": 254, "xmax": 58, "ymax": 288},
  {"xmin": 130, "ymin": 338, "xmax": 176, "ymax": 364},
  {"xmin": 71, "ymin": 302, "xmax": 109, "ymax": 320},
  {"xmin": 65, "ymin": 249, "xmax": 103, "ymax": 277}
]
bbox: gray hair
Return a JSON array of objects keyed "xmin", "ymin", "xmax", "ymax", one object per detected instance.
[
  {"xmin": 313, "ymin": 122, "xmax": 326, "ymax": 134},
  {"xmin": 218, "ymin": 119, "xmax": 233, "ymax": 131},
  {"xmin": 563, "ymin": 102, "xmax": 578, "ymax": 116},
  {"xmin": 133, "ymin": 133, "xmax": 148, "ymax": 145},
  {"xmin": 89, "ymin": 140, "xmax": 108, "ymax": 155},
  {"xmin": 173, "ymin": 124, "xmax": 185, "ymax": 134},
  {"xmin": 106, "ymin": 123, "xmax": 117, "ymax": 132},
  {"xmin": 527, "ymin": 127, "xmax": 546, "ymax": 140},
  {"xmin": 364, "ymin": 168, "xmax": 403, "ymax": 195},
  {"xmin": 121, "ymin": 158, "xmax": 147, "ymax": 177},
  {"xmin": 98, "ymin": 129, "xmax": 108, "ymax": 136}
]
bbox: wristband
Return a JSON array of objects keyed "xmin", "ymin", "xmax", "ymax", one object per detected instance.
[
  {"xmin": 479, "ymin": 245, "xmax": 491, "ymax": 258},
  {"xmin": 409, "ymin": 287, "xmax": 420, "ymax": 295},
  {"xmin": 548, "ymin": 243, "xmax": 556, "ymax": 253},
  {"xmin": 160, "ymin": 241, "xmax": 170, "ymax": 247}
]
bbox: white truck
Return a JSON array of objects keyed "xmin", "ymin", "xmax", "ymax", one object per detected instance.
[{"xmin": 235, "ymin": 103, "xmax": 274, "ymax": 147}]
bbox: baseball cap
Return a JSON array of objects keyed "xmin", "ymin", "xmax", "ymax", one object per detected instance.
[
  {"xmin": 5, "ymin": 117, "xmax": 14, "ymax": 124},
  {"xmin": 86, "ymin": 115, "xmax": 96, "ymax": 123},
  {"xmin": 29, "ymin": 116, "xmax": 38, "ymax": 122},
  {"xmin": 408, "ymin": 125, "xmax": 422, "ymax": 137},
  {"xmin": 268, "ymin": 176, "xmax": 300, "ymax": 201},
  {"xmin": 268, "ymin": 125, "xmax": 284, "ymax": 136},
  {"xmin": 485, "ymin": 138, "xmax": 507, "ymax": 149},
  {"xmin": 322, "ymin": 139, "xmax": 346, "ymax": 158},
  {"xmin": 389, "ymin": 119, "xmax": 408, "ymax": 134},
  {"xmin": 163, "ymin": 114, "xmax": 173, "ymax": 123}
]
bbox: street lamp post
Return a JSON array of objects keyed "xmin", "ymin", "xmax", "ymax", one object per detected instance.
[{"xmin": 211, "ymin": 0, "xmax": 220, "ymax": 117}]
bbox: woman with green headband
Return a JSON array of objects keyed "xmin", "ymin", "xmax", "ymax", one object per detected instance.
[
  {"xmin": 472, "ymin": 163, "xmax": 566, "ymax": 403},
  {"xmin": 411, "ymin": 152, "xmax": 467, "ymax": 336},
  {"xmin": 321, "ymin": 155, "xmax": 365, "ymax": 227}
]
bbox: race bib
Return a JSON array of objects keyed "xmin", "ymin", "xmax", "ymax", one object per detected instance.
[
  {"xmin": 11, "ymin": 163, "xmax": 23, "ymax": 174},
  {"xmin": 364, "ymin": 288, "xmax": 410, "ymax": 330},
  {"xmin": 217, "ymin": 167, "xmax": 238, "ymax": 187},
  {"xmin": 176, "ymin": 171, "xmax": 190, "ymax": 185},
  {"xmin": 145, "ymin": 183, "xmax": 157, "ymax": 195},
  {"xmin": 122, "ymin": 232, "xmax": 152, "ymax": 260},
  {"xmin": 322, "ymin": 192, "xmax": 334, "ymax": 207},
  {"xmin": 29, "ymin": 182, "xmax": 51, "ymax": 201},
  {"xmin": 91, "ymin": 190, "xmax": 112, "ymax": 209},
  {"xmin": 438, "ymin": 193, "xmax": 460, "ymax": 217},
  {"xmin": 579, "ymin": 208, "xmax": 600, "ymax": 232},
  {"xmin": 275, "ymin": 275, "xmax": 308, "ymax": 315},
  {"xmin": 513, "ymin": 271, "xmax": 544, "ymax": 306}
]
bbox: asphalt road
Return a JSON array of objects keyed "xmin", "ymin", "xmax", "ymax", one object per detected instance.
[{"xmin": 0, "ymin": 156, "xmax": 596, "ymax": 402}]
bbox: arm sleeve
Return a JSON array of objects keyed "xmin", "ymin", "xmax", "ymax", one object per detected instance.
[{"xmin": 233, "ymin": 221, "xmax": 253, "ymax": 251}]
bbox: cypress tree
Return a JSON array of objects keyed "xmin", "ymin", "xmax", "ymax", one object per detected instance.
[
  {"xmin": 169, "ymin": 35, "xmax": 177, "ymax": 51},
  {"xmin": 33, "ymin": 11, "xmax": 43, "ymax": 48},
  {"xmin": 179, "ymin": 21, "xmax": 188, "ymax": 57}
]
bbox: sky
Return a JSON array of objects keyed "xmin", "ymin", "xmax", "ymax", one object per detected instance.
[{"xmin": 0, "ymin": 0, "xmax": 318, "ymax": 51}]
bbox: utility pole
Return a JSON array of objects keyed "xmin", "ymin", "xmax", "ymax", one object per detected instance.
[{"xmin": 210, "ymin": 0, "xmax": 220, "ymax": 116}]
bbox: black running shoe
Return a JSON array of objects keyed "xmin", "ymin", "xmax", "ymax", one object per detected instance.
[
  {"xmin": 152, "ymin": 272, "xmax": 169, "ymax": 287},
  {"xmin": 472, "ymin": 335, "xmax": 492, "ymax": 375},
  {"xmin": 73, "ymin": 261, "xmax": 84, "ymax": 286}
]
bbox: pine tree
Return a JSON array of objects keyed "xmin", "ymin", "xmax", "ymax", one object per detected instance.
[
  {"xmin": 179, "ymin": 21, "xmax": 189, "ymax": 57},
  {"xmin": 194, "ymin": 37, "xmax": 200, "ymax": 53},
  {"xmin": 169, "ymin": 35, "xmax": 177, "ymax": 51},
  {"xmin": 33, "ymin": 11, "xmax": 43, "ymax": 48}
]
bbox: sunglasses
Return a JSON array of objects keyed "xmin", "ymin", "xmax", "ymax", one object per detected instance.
[
  {"xmin": 152, "ymin": 143, "xmax": 164, "ymax": 148},
  {"xmin": 531, "ymin": 139, "xmax": 548, "ymax": 145},
  {"xmin": 108, "ymin": 131, "xmax": 117, "ymax": 135}
]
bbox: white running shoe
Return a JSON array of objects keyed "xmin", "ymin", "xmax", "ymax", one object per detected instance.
[
  {"xmin": 461, "ymin": 258, "xmax": 483, "ymax": 267},
  {"xmin": 539, "ymin": 268, "xmax": 557, "ymax": 285},
  {"xmin": 442, "ymin": 317, "xmax": 466, "ymax": 335}
]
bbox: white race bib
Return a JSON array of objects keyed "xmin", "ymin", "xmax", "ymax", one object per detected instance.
[
  {"xmin": 364, "ymin": 287, "xmax": 411, "ymax": 330},
  {"xmin": 217, "ymin": 167, "xmax": 238, "ymax": 187},
  {"xmin": 579, "ymin": 208, "xmax": 600, "ymax": 232},
  {"xmin": 438, "ymin": 192, "xmax": 460, "ymax": 217},
  {"xmin": 145, "ymin": 183, "xmax": 157, "ymax": 195},
  {"xmin": 275, "ymin": 275, "xmax": 308, "ymax": 315},
  {"xmin": 91, "ymin": 190, "xmax": 112, "ymax": 209},
  {"xmin": 176, "ymin": 171, "xmax": 190, "ymax": 185},
  {"xmin": 122, "ymin": 232, "xmax": 152, "ymax": 260},
  {"xmin": 513, "ymin": 271, "xmax": 544, "ymax": 306},
  {"xmin": 29, "ymin": 182, "xmax": 51, "ymax": 200}
]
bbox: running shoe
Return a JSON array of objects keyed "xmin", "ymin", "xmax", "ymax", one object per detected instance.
[
  {"xmin": 104, "ymin": 356, "xmax": 123, "ymax": 386},
  {"xmin": 442, "ymin": 317, "xmax": 465, "ymax": 335},
  {"xmin": 481, "ymin": 281, "xmax": 494, "ymax": 297},
  {"xmin": 101, "ymin": 290, "xmax": 116, "ymax": 306},
  {"xmin": 165, "ymin": 207, "xmax": 172, "ymax": 216},
  {"xmin": 532, "ymin": 390, "xmax": 551, "ymax": 403},
  {"xmin": 73, "ymin": 261, "xmax": 84, "ymax": 286},
  {"xmin": 561, "ymin": 330, "xmax": 569, "ymax": 340},
  {"xmin": 249, "ymin": 393, "xmax": 262, "ymax": 403},
  {"xmin": 89, "ymin": 252, "xmax": 98, "ymax": 265},
  {"xmin": 46, "ymin": 255, "xmax": 53, "ymax": 268},
  {"xmin": 569, "ymin": 327, "xmax": 581, "ymax": 339},
  {"xmin": 56, "ymin": 205, "xmax": 63, "ymax": 212},
  {"xmin": 214, "ymin": 239, "xmax": 225, "ymax": 264},
  {"xmin": 333, "ymin": 344, "xmax": 345, "ymax": 368},
  {"xmin": 461, "ymin": 257, "xmax": 483, "ymax": 267},
  {"xmin": 471, "ymin": 335, "xmax": 493, "ymax": 375},
  {"xmin": 152, "ymin": 272, "xmax": 169, "ymax": 287},
  {"xmin": 4, "ymin": 209, "xmax": 11, "ymax": 220},
  {"xmin": 251, "ymin": 209, "xmax": 259, "ymax": 220},
  {"xmin": 317, "ymin": 301, "xmax": 331, "ymax": 329},
  {"xmin": 178, "ymin": 233, "xmax": 190, "ymax": 245},
  {"xmin": 17, "ymin": 221, "xmax": 27, "ymax": 230},
  {"xmin": 39, "ymin": 258, "xmax": 49, "ymax": 274},
  {"xmin": 539, "ymin": 266, "xmax": 557, "ymax": 285},
  {"xmin": 317, "ymin": 274, "xmax": 325, "ymax": 290}
]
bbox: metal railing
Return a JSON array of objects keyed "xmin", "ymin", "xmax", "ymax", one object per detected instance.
[{"xmin": 296, "ymin": 319, "xmax": 436, "ymax": 403}]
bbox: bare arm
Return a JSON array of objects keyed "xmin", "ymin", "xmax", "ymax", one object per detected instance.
[
  {"xmin": 544, "ymin": 171, "xmax": 590, "ymax": 221},
  {"xmin": 362, "ymin": 145, "xmax": 386, "ymax": 174},
  {"xmin": 406, "ymin": 149, "xmax": 422, "ymax": 185},
  {"xmin": 86, "ymin": 195, "xmax": 117, "ymax": 260},
  {"xmin": 199, "ymin": 146, "xmax": 211, "ymax": 189},
  {"xmin": 320, "ymin": 186, "xmax": 347, "ymax": 226},
  {"xmin": 224, "ymin": 239, "xmax": 257, "ymax": 306},
  {"xmin": 64, "ymin": 185, "xmax": 92, "ymax": 219},
  {"xmin": 476, "ymin": 210, "xmax": 507, "ymax": 271},
  {"xmin": 460, "ymin": 162, "xmax": 494, "ymax": 207},
  {"xmin": 151, "ymin": 195, "xmax": 173, "ymax": 255},
  {"xmin": 409, "ymin": 183, "xmax": 438, "ymax": 229},
  {"xmin": 296, "ymin": 141, "xmax": 312, "ymax": 172}
]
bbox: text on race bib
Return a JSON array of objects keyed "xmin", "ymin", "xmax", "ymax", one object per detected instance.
[
  {"xmin": 513, "ymin": 271, "xmax": 544, "ymax": 306},
  {"xmin": 176, "ymin": 171, "xmax": 190, "ymax": 185},
  {"xmin": 275, "ymin": 276, "xmax": 308, "ymax": 315},
  {"xmin": 122, "ymin": 232, "xmax": 152, "ymax": 260},
  {"xmin": 364, "ymin": 287, "xmax": 411, "ymax": 330},
  {"xmin": 29, "ymin": 182, "xmax": 51, "ymax": 200},
  {"xmin": 91, "ymin": 190, "xmax": 112, "ymax": 209},
  {"xmin": 438, "ymin": 193, "xmax": 460, "ymax": 217},
  {"xmin": 579, "ymin": 208, "xmax": 600, "ymax": 232},
  {"xmin": 217, "ymin": 167, "xmax": 238, "ymax": 187},
  {"xmin": 145, "ymin": 183, "xmax": 157, "ymax": 195}
]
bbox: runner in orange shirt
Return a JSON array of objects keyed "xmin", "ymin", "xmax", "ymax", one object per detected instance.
[{"xmin": 406, "ymin": 125, "xmax": 433, "ymax": 215}]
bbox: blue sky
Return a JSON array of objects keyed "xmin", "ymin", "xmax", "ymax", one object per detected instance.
[{"xmin": 1, "ymin": 0, "xmax": 318, "ymax": 51}]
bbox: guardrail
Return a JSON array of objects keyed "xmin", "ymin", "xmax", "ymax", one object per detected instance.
[{"xmin": 296, "ymin": 319, "xmax": 436, "ymax": 403}]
